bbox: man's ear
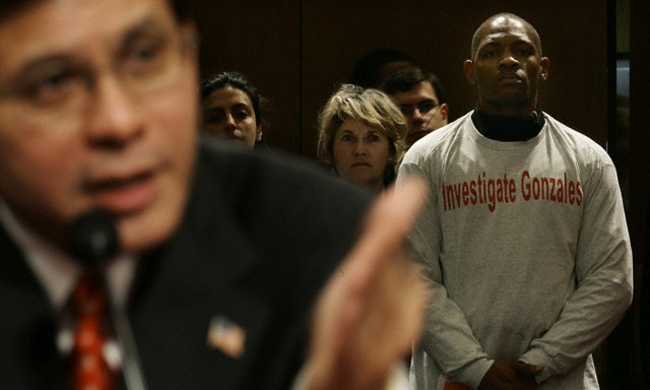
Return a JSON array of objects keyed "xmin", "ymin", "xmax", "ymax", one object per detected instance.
[
  {"xmin": 463, "ymin": 60, "xmax": 477, "ymax": 85},
  {"xmin": 540, "ymin": 57, "xmax": 551, "ymax": 81},
  {"xmin": 439, "ymin": 103, "xmax": 449, "ymax": 124},
  {"xmin": 256, "ymin": 124, "xmax": 263, "ymax": 142},
  {"xmin": 180, "ymin": 22, "xmax": 199, "ymax": 57}
]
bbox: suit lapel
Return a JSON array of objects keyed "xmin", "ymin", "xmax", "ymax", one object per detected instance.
[
  {"xmin": 127, "ymin": 153, "xmax": 270, "ymax": 389},
  {"xmin": 0, "ymin": 224, "xmax": 68, "ymax": 389}
]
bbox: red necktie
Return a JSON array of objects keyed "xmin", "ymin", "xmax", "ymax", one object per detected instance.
[{"xmin": 69, "ymin": 272, "xmax": 116, "ymax": 390}]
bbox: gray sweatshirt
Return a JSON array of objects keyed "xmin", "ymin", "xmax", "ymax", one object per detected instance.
[{"xmin": 399, "ymin": 112, "xmax": 633, "ymax": 390}]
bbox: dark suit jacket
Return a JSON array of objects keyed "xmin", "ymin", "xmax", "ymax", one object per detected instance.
[{"xmin": 0, "ymin": 140, "xmax": 372, "ymax": 389}]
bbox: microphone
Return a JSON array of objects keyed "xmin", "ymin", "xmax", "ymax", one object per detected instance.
[
  {"xmin": 66, "ymin": 209, "xmax": 118, "ymax": 268},
  {"xmin": 66, "ymin": 210, "xmax": 148, "ymax": 390}
]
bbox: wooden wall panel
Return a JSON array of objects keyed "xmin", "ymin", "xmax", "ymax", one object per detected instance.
[
  {"xmin": 301, "ymin": 1, "xmax": 608, "ymax": 161},
  {"xmin": 190, "ymin": 1, "xmax": 608, "ymax": 160},
  {"xmin": 189, "ymin": 1, "xmax": 302, "ymax": 154}
]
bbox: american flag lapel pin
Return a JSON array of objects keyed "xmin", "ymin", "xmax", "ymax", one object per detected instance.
[{"xmin": 207, "ymin": 315, "xmax": 246, "ymax": 358}]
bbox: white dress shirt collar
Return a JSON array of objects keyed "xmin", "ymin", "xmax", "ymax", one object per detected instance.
[{"xmin": 0, "ymin": 198, "xmax": 136, "ymax": 311}]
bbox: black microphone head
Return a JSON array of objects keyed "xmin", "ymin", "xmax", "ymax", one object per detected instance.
[{"xmin": 66, "ymin": 210, "xmax": 118, "ymax": 268}]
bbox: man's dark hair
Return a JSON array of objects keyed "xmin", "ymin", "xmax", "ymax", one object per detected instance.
[
  {"xmin": 380, "ymin": 67, "xmax": 446, "ymax": 104},
  {"xmin": 0, "ymin": 0, "xmax": 38, "ymax": 21},
  {"xmin": 350, "ymin": 49, "xmax": 416, "ymax": 88},
  {"xmin": 168, "ymin": 0, "xmax": 192, "ymax": 22},
  {"xmin": 1, "ymin": 0, "xmax": 192, "ymax": 22}
]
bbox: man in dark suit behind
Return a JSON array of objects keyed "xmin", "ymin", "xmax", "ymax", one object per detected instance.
[{"xmin": 0, "ymin": 0, "xmax": 428, "ymax": 389}]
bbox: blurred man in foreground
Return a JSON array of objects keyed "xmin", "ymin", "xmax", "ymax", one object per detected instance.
[{"xmin": 0, "ymin": 1, "xmax": 428, "ymax": 389}]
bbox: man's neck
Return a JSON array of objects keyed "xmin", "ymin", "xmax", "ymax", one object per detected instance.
[
  {"xmin": 471, "ymin": 103, "xmax": 545, "ymax": 142},
  {"xmin": 0, "ymin": 198, "xmax": 136, "ymax": 310},
  {"xmin": 478, "ymin": 98, "xmax": 538, "ymax": 117}
]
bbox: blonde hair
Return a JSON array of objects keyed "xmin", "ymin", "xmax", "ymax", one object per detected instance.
[{"xmin": 317, "ymin": 84, "xmax": 408, "ymax": 168}]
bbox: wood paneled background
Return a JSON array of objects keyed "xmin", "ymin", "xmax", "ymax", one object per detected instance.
[
  {"xmin": 189, "ymin": 1, "xmax": 608, "ymax": 159},
  {"xmin": 187, "ymin": 1, "xmax": 649, "ymax": 388}
]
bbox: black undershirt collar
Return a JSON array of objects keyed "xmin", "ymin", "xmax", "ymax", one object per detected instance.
[{"xmin": 471, "ymin": 103, "xmax": 545, "ymax": 142}]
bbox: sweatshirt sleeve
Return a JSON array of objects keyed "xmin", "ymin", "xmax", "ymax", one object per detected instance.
[
  {"xmin": 519, "ymin": 158, "xmax": 633, "ymax": 382},
  {"xmin": 398, "ymin": 159, "xmax": 493, "ymax": 389}
]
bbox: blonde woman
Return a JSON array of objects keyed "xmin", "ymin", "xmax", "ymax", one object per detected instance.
[{"xmin": 317, "ymin": 84, "xmax": 408, "ymax": 193}]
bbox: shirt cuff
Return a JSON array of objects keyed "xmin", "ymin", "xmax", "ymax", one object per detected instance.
[
  {"xmin": 519, "ymin": 349, "xmax": 553, "ymax": 384},
  {"xmin": 291, "ymin": 362, "xmax": 410, "ymax": 390}
]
